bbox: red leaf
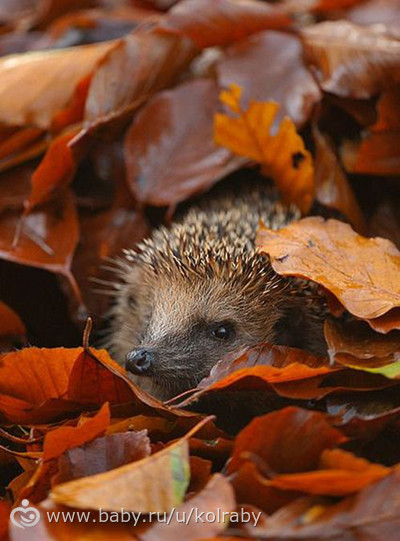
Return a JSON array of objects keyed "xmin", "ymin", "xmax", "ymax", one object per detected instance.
[
  {"xmin": 125, "ymin": 79, "xmax": 241, "ymax": 206},
  {"xmin": 160, "ymin": 0, "xmax": 291, "ymax": 48}
]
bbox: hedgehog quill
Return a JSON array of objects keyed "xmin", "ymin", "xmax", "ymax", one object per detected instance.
[{"xmin": 105, "ymin": 189, "xmax": 326, "ymax": 400}]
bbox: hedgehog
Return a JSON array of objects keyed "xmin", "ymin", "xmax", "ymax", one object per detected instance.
[{"xmin": 105, "ymin": 188, "xmax": 326, "ymax": 400}]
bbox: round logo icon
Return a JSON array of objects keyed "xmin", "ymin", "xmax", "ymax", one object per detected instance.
[{"xmin": 10, "ymin": 499, "xmax": 40, "ymax": 529}]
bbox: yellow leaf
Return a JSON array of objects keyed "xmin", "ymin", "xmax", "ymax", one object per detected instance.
[{"xmin": 214, "ymin": 84, "xmax": 314, "ymax": 213}]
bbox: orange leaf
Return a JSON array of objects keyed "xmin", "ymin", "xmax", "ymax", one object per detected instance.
[
  {"xmin": 268, "ymin": 449, "xmax": 390, "ymax": 496},
  {"xmin": 0, "ymin": 41, "xmax": 113, "ymax": 129},
  {"xmin": 0, "ymin": 300, "xmax": 26, "ymax": 337},
  {"xmin": 43, "ymin": 403, "xmax": 110, "ymax": 462},
  {"xmin": 214, "ymin": 84, "xmax": 314, "ymax": 212},
  {"xmin": 159, "ymin": 0, "xmax": 291, "ymax": 48},
  {"xmin": 257, "ymin": 217, "xmax": 400, "ymax": 323},
  {"xmin": 26, "ymin": 128, "xmax": 79, "ymax": 211}
]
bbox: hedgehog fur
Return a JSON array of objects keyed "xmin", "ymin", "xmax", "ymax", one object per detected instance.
[{"xmin": 105, "ymin": 188, "xmax": 326, "ymax": 400}]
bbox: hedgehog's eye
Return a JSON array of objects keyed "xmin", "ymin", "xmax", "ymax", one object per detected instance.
[{"xmin": 211, "ymin": 323, "xmax": 234, "ymax": 340}]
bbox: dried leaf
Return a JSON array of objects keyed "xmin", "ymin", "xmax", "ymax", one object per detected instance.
[
  {"xmin": 257, "ymin": 217, "xmax": 400, "ymax": 322},
  {"xmin": 125, "ymin": 79, "xmax": 241, "ymax": 207},
  {"xmin": 142, "ymin": 474, "xmax": 235, "ymax": 540},
  {"xmin": 247, "ymin": 469, "xmax": 400, "ymax": 539},
  {"xmin": 325, "ymin": 319, "xmax": 400, "ymax": 375},
  {"xmin": 267, "ymin": 448, "xmax": 390, "ymax": 496},
  {"xmin": 228, "ymin": 407, "xmax": 345, "ymax": 474},
  {"xmin": 79, "ymin": 27, "xmax": 196, "ymax": 139},
  {"xmin": 313, "ymin": 124, "xmax": 366, "ymax": 233},
  {"xmin": 159, "ymin": 0, "xmax": 291, "ymax": 48},
  {"xmin": 0, "ymin": 300, "xmax": 26, "ymax": 337},
  {"xmin": 301, "ymin": 21, "xmax": 400, "ymax": 98},
  {"xmin": 0, "ymin": 41, "xmax": 113, "ymax": 129},
  {"xmin": 56, "ymin": 430, "xmax": 151, "ymax": 483},
  {"xmin": 43, "ymin": 403, "xmax": 110, "ymax": 462},
  {"xmin": 216, "ymin": 31, "xmax": 321, "ymax": 128},
  {"xmin": 51, "ymin": 417, "xmax": 212, "ymax": 512},
  {"xmin": 214, "ymin": 84, "xmax": 314, "ymax": 213},
  {"xmin": 341, "ymin": 132, "xmax": 400, "ymax": 176},
  {"xmin": 0, "ymin": 191, "xmax": 79, "ymax": 277},
  {"xmin": 26, "ymin": 127, "xmax": 80, "ymax": 211}
]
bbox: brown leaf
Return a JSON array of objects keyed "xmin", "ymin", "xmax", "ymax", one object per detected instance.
[
  {"xmin": 216, "ymin": 31, "xmax": 321, "ymax": 128},
  {"xmin": 0, "ymin": 41, "xmax": 114, "ymax": 129},
  {"xmin": 228, "ymin": 407, "xmax": 345, "ymax": 474},
  {"xmin": 231, "ymin": 461, "xmax": 299, "ymax": 515},
  {"xmin": 56, "ymin": 430, "xmax": 151, "ymax": 483},
  {"xmin": 267, "ymin": 448, "xmax": 390, "ymax": 496},
  {"xmin": 257, "ymin": 217, "xmax": 400, "ymax": 322},
  {"xmin": 313, "ymin": 124, "xmax": 366, "ymax": 234},
  {"xmin": 125, "ymin": 79, "xmax": 241, "ymax": 207},
  {"xmin": 214, "ymin": 85, "xmax": 315, "ymax": 213},
  {"xmin": 301, "ymin": 21, "xmax": 400, "ymax": 98},
  {"xmin": 43, "ymin": 403, "xmax": 110, "ymax": 462},
  {"xmin": 26, "ymin": 127, "xmax": 80, "ymax": 210},
  {"xmin": 0, "ymin": 300, "xmax": 26, "ymax": 337},
  {"xmin": 142, "ymin": 474, "xmax": 235, "ymax": 541},
  {"xmin": 72, "ymin": 206, "xmax": 150, "ymax": 316},
  {"xmin": 341, "ymin": 131, "xmax": 400, "ymax": 176},
  {"xmin": 0, "ymin": 191, "xmax": 79, "ymax": 277},
  {"xmin": 325, "ymin": 319, "xmax": 400, "ymax": 371},
  {"xmin": 245, "ymin": 469, "xmax": 400, "ymax": 539},
  {"xmin": 159, "ymin": 0, "xmax": 291, "ymax": 48},
  {"xmin": 78, "ymin": 27, "xmax": 196, "ymax": 139},
  {"xmin": 50, "ymin": 416, "xmax": 213, "ymax": 512}
]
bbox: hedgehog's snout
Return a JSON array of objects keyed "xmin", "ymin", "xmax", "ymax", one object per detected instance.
[{"xmin": 125, "ymin": 348, "xmax": 154, "ymax": 376}]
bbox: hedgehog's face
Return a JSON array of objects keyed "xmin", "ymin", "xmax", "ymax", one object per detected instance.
[{"xmin": 109, "ymin": 268, "xmax": 283, "ymax": 400}]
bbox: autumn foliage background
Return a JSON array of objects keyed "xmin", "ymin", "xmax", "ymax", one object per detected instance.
[{"xmin": 0, "ymin": 0, "xmax": 399, "ymax": 539}]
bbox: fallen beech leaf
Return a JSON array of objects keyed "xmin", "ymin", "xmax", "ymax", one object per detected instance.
[
  {"xmin": 26, "ymin": 127, "xmax": 80, "ymax": 211},
  {"xmin": 348, "ymin": 0, "xmax": 400, "ymax": 29},
  {"xmin": 72, "ymin": 205, "xmax": 150, "ymax": 315},
  {"xmin": 51, "ymin": 416, "xmax": 213, "ymax": 512},
  {"xmin": 0, "ymin": 300, "xmax": 26, "ymax": 337},
  {"xmin": 142, "ymin": 474, "xmax": 235, "ymax": 541},
  {"xmin": 301, "ymin": 21, "xmax": 400, "ymax": 98},
  {"xmin": 257, "ymin": 217, "xmax": 400, "ymax": 321},
  {"xmin": 125, "ymin": 79, "xmax": 241, "ymax": 207},
  {"xmin": 56, "ymin": 430, "xmax": 151, "ymax": 483},
  {"xmin": 50, "ymin": 74, "xmax": 92, "ymax": 134},
  {"xmin": 0, "ymin": 346, "xmax": 194, "ymax": 424},
  {"xmin": 216, "ymin": 31, "xmax": 321, "ymax": 128},
  {"xmin": 368, "ymin": 309, "xmax": 400, "ymax": 333},
  {"xmin": 341, "ymin": 132, "xmax": 400, "ymax": 176},
  {"xmin": 325, "ymin": 319, "xmax": 400, "ymax": 374},
  {"xmin": 159, "ymin": 0, "xmax": 291, "ymax": 48},
  {"xmin": 214, "ymin": 84, "xmax": 314, "ymax": 213},
  {"xmin": 0, "ymin": 191, "xmax": 79, "ymax": 277},
  {"xmin": 0, "ymin": 126, "xmax": 44, "ymax": 162},
  {"xmin": 0, "ymin": 41, "xmax": 114, "ymax": 129},
  {"xmin": 9, "ymin": 498, "xmax": 143, "ymax": 540},
  {"xmin": 228, "ymin": 407, "xmax": 345, "ymax": 473},
  {"xmin": 178, "ymin": 342, "xmax": 397, "ymax": 405},
  {"xmin": 313, "ymin": 124, "xmax": 366, "ymax": 233},
  {"xmin": 80, "ymin": 27, "xmax": 196, "ymax": 137},
  {"xmin": 231, "ymin": 460, "xmax": 299, "ymax": 515},
  {"xmin": 43, "ymin": 403, "xmax": 110, "ymax": 462},
  {"xmin": 268, "ymin": 449, "xmax": 390, "ymax": 496},
  {"xmin": 0, "ymin": 164, "xmax": 33, "ymax": 213},
  {"xmin": 248, "ymin": 469, "xmax": 400, "ymax": 539}
]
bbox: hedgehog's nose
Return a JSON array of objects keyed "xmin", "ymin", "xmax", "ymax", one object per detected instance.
[{"xmin": 125, "ymin": 348, "xmax": 154, "ymax": 376}]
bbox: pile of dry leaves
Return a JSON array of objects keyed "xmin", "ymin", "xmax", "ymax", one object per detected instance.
[{"xmin": 0, "ymin": 0, "xmax": 399, "ymax": 539}]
